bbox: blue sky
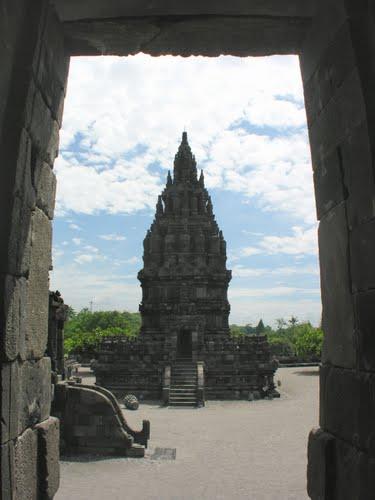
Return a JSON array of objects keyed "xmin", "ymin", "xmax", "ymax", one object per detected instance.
[{"xmin": 50, "ymin": 54, "xmax": 321, "ymax": 327}]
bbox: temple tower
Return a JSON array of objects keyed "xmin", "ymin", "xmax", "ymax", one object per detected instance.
[
  {"xmin": 94, "ymin": 133, "xmax": 277, "ymax": 403},
  {"xmin": 138, "ymin": 132, "xmax": 231, "ymax": 362}
]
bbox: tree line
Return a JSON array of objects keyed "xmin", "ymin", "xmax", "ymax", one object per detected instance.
[
  {"xmin": 230, "ymin": 316, "xmax": 323, "ymax": 362},
  {"xmin": 64, "ymin": 308, "xmax": 323, "ymax": 363}
]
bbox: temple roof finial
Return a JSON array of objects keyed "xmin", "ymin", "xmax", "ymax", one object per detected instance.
[
  {"xmin": 199, "ymin": 169, "xmax": 205, "ymax": 187},
  {"xmin": 173, "ymin": 130, "xmax": 197, "ymax": 183},
  {"xmin": 167, "ymin": 170, "xmax": 172, "ymax": 186}
]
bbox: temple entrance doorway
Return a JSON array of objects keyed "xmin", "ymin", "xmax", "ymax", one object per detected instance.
[{"xmin": 177, "ymin": 329, "xmax": 193, "ymax": 359}]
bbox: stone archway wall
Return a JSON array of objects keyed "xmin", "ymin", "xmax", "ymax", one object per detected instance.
[
  {"xmin": 300, "ymin": 2, "xmax": 375, "ymax": 498},
  {"xmin": 1, "ymin": 0, "xmax": 374, "ymax": 498},
  {"xmin": 1, "ymin": 1, "xmax": 69, "ymax": 498}
]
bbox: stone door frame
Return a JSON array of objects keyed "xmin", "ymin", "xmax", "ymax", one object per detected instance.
[{"xmin": 1, "ymin": 0, "xmax": 375, "ymax": 497}]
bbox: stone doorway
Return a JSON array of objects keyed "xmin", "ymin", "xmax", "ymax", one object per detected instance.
[
  {"xmin": 177, "ymin": 329, "xmax": 193, "ymax": 359},
  {"xmin": 2, "ymin": 1, "xmax": 375, "ymax": 498}
]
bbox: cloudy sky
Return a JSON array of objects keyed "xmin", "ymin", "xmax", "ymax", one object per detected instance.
[{"xmin": 50, "ymin": 54, "xmax": 321, "ymax": 327}]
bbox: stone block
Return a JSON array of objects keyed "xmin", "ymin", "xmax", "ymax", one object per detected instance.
[
  {"xmin": 308, "ymin": 69, "xmax": 366, "ymax": 166},
  {"xmin": 319, "ymin": 203, "xmax": 356, "ymax": 368},
  {"xmin": 5, "ymin": 128, "xmax": 35, "ymax": 276},
  {"xmin": 313, "ymin": 146, "xmax": 345, "ymax": 220},
  {"xmin": 355, "ymin": 290, "xmax": 375, "ymax": 371},
  {"xmin": 350, "ymin": 219, "xmax": 375, "ymax": 292},
  {"xmin": 36, "ymin": 417, "xmax": 60, "ymax": 500},
  {"xmin": 0, "ymin": 439, "xmax": 14, "ymax": 498},
  {"xmin": 1, "ymin": 361, "xmax": 19, "ymax": 444},
  {"xmin": 29, "ymin": 89, "xmax": 60, "ymax": 166},
  {"xmin": 35, "ymin": 162, "xmax": 56, "ymax": 219},
  {"xmin": 307, "ymin": 427, "xmax": 335, "ymax": 500},
  {"xmin": 320, "ymin": 366, "xmax": 359, "ymax": 444},
  {"xmin": 18, "ymin": 358, "xmax": 52, "ymax": 434},
  {"xmin": 1, "ymin": 275, "xmax": 27, "ymax": 361},
  {"xmin": 14, "ymin": 427, "xmax": 38, "ymax": 500},
  {"xmin": 300, "ymin": 0, "xmax": 347, "ymax": 82},
  {"xmin": 303, "ymin": 21, "xmax": 356, "ymax": 127},
  {"xmin": 26, "ymin": 208, "xmax": 52, "ymax": 359},
  {"xmin": 358, "ymin": 452, "xmax": 375, "ymax": 500},
  {"xmin": 341, "ymin": 122, "xmax": 375, "ymax": 227},
  {"xmin": 356, "ymin": 372, "xmax": 375, "ymax": 452},
  {"xmin": 334, "ymin": 437, "xmax": 361, "ymax": 500},
  {"xmin": 1, "ymin": 358, "xmax": 51, "ymax": 444}
]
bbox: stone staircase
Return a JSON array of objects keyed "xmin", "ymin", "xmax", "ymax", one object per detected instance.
[{"xmin": 169, "ymin": 359, "xmax": 198, "ymax": 407}]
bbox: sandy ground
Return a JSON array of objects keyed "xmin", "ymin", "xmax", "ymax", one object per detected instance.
[{"xmin": 57, "ymin": 366, "xmax": 319, "ymax": 500}]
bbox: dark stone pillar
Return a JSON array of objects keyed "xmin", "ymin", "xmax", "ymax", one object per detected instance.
[
  {"xmin": 301, "ymin": 0, "xmax": 375, "ymax": 497},
  {"xmin": 0, "ymin": 1, "xmax": 69, "ymax": 497}
]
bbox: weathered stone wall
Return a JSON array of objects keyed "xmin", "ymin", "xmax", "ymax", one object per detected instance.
[
  {"xmin": 95, "ymin": 335, "xmax": 276, "ymax": 401},
  {"xmin": 300, "ymin": 0, "xmax": 375, "ymax": 498},
  {"xmin": 95, "ymin": 338, "xmax": 166, "ymax": 399},
  {"xmin": 0, "ymin": 1, "xmax": 68, "ymax": 497},
  {"xmin": 52, "ymin": 382, "xmax": 148, "ymax": 456},
  {"xmin": 203, "ymin": 335, "xmax": 276, "ymax": 399}
]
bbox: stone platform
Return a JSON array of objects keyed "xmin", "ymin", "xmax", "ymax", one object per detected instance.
[{"xmin": 57, "ymin": 366, "xmax": 317, "ymax": 500}]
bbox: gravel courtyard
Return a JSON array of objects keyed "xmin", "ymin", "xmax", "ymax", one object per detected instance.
[{"xmin": 57, "ymin": 366, "xmax": 319, "ymax": 500}]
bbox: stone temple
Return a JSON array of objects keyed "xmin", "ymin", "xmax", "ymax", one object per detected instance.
[{"xmin": 94, "ymin": 132, "xmax": 277, "ymax": 405}]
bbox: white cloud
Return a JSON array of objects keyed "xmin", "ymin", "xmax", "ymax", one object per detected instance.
[
  {"xmin": 203, "ymin": 129, "xmax": 314, "ymax": 224},
  {"xmin": 100, "ymin": 233, "xmax": 127, "ymax": 241},
  {"xmin": 52, "ymin": 247, "xmax": 64, "ymax": 259},
  {"xmin": 233, "ymin": 226, "xmax": 318, "ymax": 260},
  {"xmin": 55, "ymin": 54, "xmax": 314, "ymax": 222},
  {"xmin": 69, "ymin": 223, "xmax": 81, "ymax": 231},
  {"xmin": 55, "ymin": 154, "xmax": 163, "ymax": 215},
  {"xmin": 74, "ymin": 252, "xmax": 105, "ymax": 264},
  {"xmin": 259, "ymin": 226, "xmax": 318, "ymax": 255},
  {"xmin": 241, "ymin": 247, "xmax": 261, "ymax": 257},
  {"xmin": 232, "ymin": 264, "xmax": 319, "ymax": 278},
  {"xmin": 242, "ymin": 230, "xmax": 264, "ymax": 237},
  {"xmin": 84, "ymin": 245, "xmax": 99, "ymax": 253},
  {"xmin": 72, "ymin": 237, "xmax": 82, "ymax": 246},
  {"xmin": 74, "ymin": 254, "xmax": 94, "ymax": 264},
  {"xmin": 50, "ymin": 266, "xmax": 141, "ymax": 312},
  {"xmin": 73, "ymin": 244, "xmax": 104, "ymax": 264},
  {"xmin": 230, "ymin": 286, "xmax": 302, "ymax": 298},
  {"xmin": 123, "ymin": 256, "xmax": 140, "ymax": 265}
]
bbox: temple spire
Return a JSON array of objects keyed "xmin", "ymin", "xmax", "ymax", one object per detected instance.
[
  {"xmin": 166, "ymin": 170, "xmax": 172, "ymax": 186},
  {"xmin": 173, "ymin": 131, "xmax": 197, "ymax": 183},
  {"xmin": 156, "ymin": 195, "xmax": 163, "ymax": 216},
  {"xmin": 199, "ymin": 169, "xmax": 205, "ymax": 187}
]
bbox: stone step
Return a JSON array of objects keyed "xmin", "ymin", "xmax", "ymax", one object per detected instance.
[
  {"xmin": 172, "ymin": 366, "xmax": 196, "ymax": 371},
  {"xmin": 171, "ymin": 380, "xmax": 197, "ymax": 384},
  {"xmin": 169, "ymin": 397, "xmax": 197, "ymax": 402},
  {"xmin": 172, "ymin": 370, "xmax": 196, "ymax": 373},
  {"xmin": 172, "ymin": 370, "xmax": 196, "ymax": 374},
  {"xmin": 169, "ymin": 402, "xmax": 197, "ymax": 407},
  {"xmin": 170, "ymin": 384, "xmax": 196, "ymax": 388},
  {"xmin": 170, "ymin": 389, "xmax": 196, "ymax": 394}
]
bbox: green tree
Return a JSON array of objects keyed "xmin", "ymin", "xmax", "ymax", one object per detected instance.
[
  {"xmin": 64, "ymin": 309, "xmax": 141, "ymax": 356},
  {"xmin": 230, "ymin": 324, "xmax": 245, "ymax": 337},
  {"xmin": 294, "ymin": 324, "xmax": 323, "ymax": 360}
]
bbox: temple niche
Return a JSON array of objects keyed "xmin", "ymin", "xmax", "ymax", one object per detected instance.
[{"xmin": 94, "ymin": 132, "xmax": 278, "ymax": 406}]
